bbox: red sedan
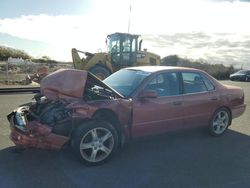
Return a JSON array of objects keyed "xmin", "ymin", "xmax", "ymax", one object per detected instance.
[{"xmin": 7, "ymin": 66, "xmax": 246, "ymax": 165}]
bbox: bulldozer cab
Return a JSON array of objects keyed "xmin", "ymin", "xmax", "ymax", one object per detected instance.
[
  {"xmin": 107, "ymin": 33, "xmax": 140, "ymax": 68},
  {"xmin": 72, "ymin": 32, "xmax": 160, "ymax": 80}
]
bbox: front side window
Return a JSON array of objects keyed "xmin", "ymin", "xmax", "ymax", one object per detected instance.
[
  {"xmin": 182, "ymin": 72, "xmax": 207, "ymax": 94},
  {"xmin": 144, "ymin": 72, "xmax": 180, "ymax": 97}
]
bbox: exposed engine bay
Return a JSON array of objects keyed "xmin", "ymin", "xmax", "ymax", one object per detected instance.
[{"xmin": 30, "ymin": 95, "xmax": 70, "ymax": 126}]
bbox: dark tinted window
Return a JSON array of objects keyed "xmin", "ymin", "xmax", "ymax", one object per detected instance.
[
  {"xmin": 145, "ymin": 72, "xmax": 180, "ymax": 97},
  {"xmin": 182, "ymin": 72, "xmax": 207, "ymax": 94}
]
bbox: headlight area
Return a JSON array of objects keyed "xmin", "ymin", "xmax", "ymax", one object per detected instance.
[
  {"xmin": 8, "ymin": 106, "xmax": 30, "ymax": 132},
  {"xmin": 7, "ymin": 105, "xmax": 70, "ymax": 149}
]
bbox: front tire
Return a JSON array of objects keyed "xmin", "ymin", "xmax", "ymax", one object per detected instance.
[
  {"xmin": 209, "ymin": 108, "xmax": 231, "ymax": 136},
  {"xmin": 71, "ymin": 121, "xmax": 118, "ymax": 166},
  {"xmin": 90, "ymin": 66, "xmax": 110, "ymax": 80}
]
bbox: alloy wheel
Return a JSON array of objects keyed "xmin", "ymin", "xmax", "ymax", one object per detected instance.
[
  {"xmin": 212, "ymin": 110, "xmax": 229, "ymax": 135},
  {"xmin": 79, "ymin": 127, "xmax": 114, "ymax": 163}
]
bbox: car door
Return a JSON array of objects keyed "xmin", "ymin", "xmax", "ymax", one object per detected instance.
[
  {"xmin": 132, "ymin": 71, "xmax": 184, "ymax": 137},
  {"xmin": 181, "ymin": 71, "xmax": 219, "ymax": 129}
]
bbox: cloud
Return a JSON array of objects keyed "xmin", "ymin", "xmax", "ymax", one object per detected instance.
[
  {"xmin": 130, "ymin": 0, "xmax": 250, "ymax": 34},
  {"xmin": 0, "ymin": 0, "xmax": 132, "ymax": 60},
  {"xmin": 0, "ymin": 14, "xmax": 129, "ymax": 60},
  {"xmin": 143, "ymin": 33, "xmax": 250, "ymax": 68},
  {"xmin": 0, "ymin": 0, "xmax": 249, "ymax": 67},
  {"xmin": 210, "ymin": 0, "xmax": 250, "ymax": 2},
  {"xmin": 1, "ymin": 0, "xmax": 250, "ymax": 41}
]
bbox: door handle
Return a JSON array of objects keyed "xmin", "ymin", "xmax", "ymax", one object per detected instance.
[{"xmin": 173, "ymin": 101, "xmax": 182, "ymax": 105}]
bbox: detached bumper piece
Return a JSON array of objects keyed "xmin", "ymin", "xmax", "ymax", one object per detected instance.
[{"xmin": 7, "ymin": 107, "xmax": 69, "ymax": 150}]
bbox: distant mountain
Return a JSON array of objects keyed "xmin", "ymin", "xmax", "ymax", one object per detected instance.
[{"xmin": 0, "ymin": 45, "xmax": 32, "ymax": 61}]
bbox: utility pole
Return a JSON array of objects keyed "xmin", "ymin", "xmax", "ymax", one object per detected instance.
[
  {"xmin": 6, "ymin": 61, "xmax": 9, "ymax": 85},
  {"xmin": 128, "ymin": 0, "xmax": 132, "ymax": 33}
]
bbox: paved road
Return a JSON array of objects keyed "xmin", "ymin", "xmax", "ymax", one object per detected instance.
[{"xmin": 0, "ymin": 81, "xmax": 250, "ymax": 188}]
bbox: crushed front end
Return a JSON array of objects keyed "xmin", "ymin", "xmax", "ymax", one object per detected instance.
[
  {"xmin": 6, "ymin": 69, "xmax": 89, "ymax": 150},
  {"xmin": 6, "ymin": 69, "xmax": 128, "ymax": 151},
  {"xmin": 7, "ymin": 95, "xmax": 71, "ymax": 150}
]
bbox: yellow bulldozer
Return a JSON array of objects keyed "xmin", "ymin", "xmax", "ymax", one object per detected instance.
[{"xmin": 71, "ymin": 32, "xmax": 161, "ymax": 79}]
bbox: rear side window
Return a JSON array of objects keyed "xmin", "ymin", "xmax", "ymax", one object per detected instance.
[
  {"xmin": 182, "ymin": 72, "xmax": 207, "ymax": 94},
  {"xmin": 201, "ymin": 74, "xmax": 215, "ymax": 91}
]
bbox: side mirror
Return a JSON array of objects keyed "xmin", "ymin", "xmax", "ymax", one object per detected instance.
[{"xmin": 139, "ymin": 90, "xmax": 157, "ymax": 99}]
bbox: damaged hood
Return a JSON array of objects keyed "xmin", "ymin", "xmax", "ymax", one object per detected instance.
[
  {"xmin": 40, "ymin": 69, "xmax": 87, "ymax": 100},
  {"xmin": 40, "ymin": 69, "xmax": 124, "ymax": 100}
]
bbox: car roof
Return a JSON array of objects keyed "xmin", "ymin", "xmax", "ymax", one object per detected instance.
[{"xmin": 125, "ymin": 66, "xmax": 200, "ymax": 73}]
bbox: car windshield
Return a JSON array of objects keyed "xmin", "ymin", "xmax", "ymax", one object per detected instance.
[{"xmin": 103, "ymin": 69, "xmax": 151, "ymax": 97}]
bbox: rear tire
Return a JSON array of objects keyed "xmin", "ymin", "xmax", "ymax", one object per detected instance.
[
  {"xmin": 71, "ymin": 120, "xmax": 118, "ymax": 166},
  {"xmin": 209, "ymin": 107, "xmax": 231, "ymax": 137},
  {"xmin": 90, "ymin": 66, "xmax": 110, "ymax": 80}
]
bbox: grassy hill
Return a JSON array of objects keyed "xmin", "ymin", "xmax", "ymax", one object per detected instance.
[{"xmin": 0, "ymin": 45, "xmax": 31, "ymax": 61}]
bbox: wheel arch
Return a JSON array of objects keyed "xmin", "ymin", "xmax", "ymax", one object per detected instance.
[
  {"xmin": 70, "ymin": 109, "xmax": 124, "ymax": 146},
  {"xmin": 92, "ymin": 108, "xmax": 123, "ymax": 146},
  {"xmin": 70, "ymin": 117, "xmax": 92, "ymax": 137}
]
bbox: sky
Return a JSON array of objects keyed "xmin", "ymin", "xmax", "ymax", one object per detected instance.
[{"xmin": 0, "ymin": 0, "xmax": 250, "ymax": 68}]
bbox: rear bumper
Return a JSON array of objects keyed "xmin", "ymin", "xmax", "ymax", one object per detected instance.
[{"xmin": 231, "ymin": 104, "xmax": 246, "ymax": 119}]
